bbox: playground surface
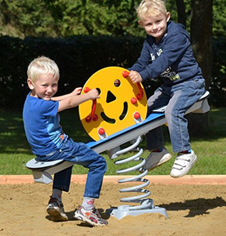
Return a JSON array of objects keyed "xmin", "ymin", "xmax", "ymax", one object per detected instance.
[
  {"xmin": 0, "ymin": 175, "xmax": 226, "ymax": 236},
  {"xmin": 0, "ymin": 67, "xmax": 216, "ymax": 235}
]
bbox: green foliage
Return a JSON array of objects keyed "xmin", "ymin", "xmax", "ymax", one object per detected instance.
[
  {"xmin": 0, "ymin": 0, "xmax": 55, "ymax": 37},
  {"xmin": 209, "ymin": 37, "xmax": 226, "ymax": 107},
  {"xmin": 0, "ymin": 0, "xmax": 144, "ymax": 37},
  {"xmin": 1, "ymin": 0, "xmax": 225, "ymax": 38},
  {"xmin": 213, "ymin": 0, "xmax": 226, "ymax": 38}
]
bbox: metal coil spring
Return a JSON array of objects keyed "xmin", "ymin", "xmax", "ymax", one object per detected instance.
[{"xmin": 110, "ymin": 136, "xmax": 153, "ymax": 210}]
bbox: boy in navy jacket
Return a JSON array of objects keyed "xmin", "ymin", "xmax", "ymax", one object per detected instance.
[{"xmin": 128, "ymin": 0, "xmax": 206, "ymax": 178}]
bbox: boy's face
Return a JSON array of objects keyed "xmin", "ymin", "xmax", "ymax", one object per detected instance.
[
  {"xmin": 27, "ymin": 73, "xmax": 59, "ymax": 100},
  {"xmin": 139, "ymin": 12, "xmax": 170, "ymax": 42}
]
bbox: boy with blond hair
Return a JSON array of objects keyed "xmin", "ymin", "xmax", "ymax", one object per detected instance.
[
  {"xmin": 128, "ymin": 0, "xmax": 206, "ymax": 177},
  {"xmin": 23, "ymin": 56, "xmax": 108, "ymax": 226}
]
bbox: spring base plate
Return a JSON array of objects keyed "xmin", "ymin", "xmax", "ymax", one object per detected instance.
[{"xmin": 107, "ymin": 200, "xmax": 168, "ymax": 220}]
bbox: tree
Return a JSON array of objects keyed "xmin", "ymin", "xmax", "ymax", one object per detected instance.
[
  {"xmin": 188, "ymin": 0, "xmax": 213, "ymax": 134},
  {"xmin": 191, "ymin": 0, "xmax": 213, "ymax": 89},
  {"xmin": 176, "ymin": 0, "xmax": 187, "ymax": 28}
]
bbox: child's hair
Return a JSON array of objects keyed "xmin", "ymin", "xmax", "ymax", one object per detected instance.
[
  {"xmin": 27, "ymin": 56, "xmax": 60, "ymax": 83},
  {"xmin": 136, "ymin": 0, "xmax": 167, "ymax": 21}
]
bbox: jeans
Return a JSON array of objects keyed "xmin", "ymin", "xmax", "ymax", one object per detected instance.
[
  {"xmin": 146, "ymin": 77, "xmax": 206, "ymax": 153},
  {"xmin": 37, "ymin": 137, "xmax": 107, "ymax": 198}
]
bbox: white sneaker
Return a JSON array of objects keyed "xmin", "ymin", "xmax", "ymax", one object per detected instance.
[
  {"xmin": 144, "ymin": 148, "xmax": 172, "ymax": 171},
  {"xmin": 74, "ymin": 206, "xmax": 108, "ymax": 226},
  {"xmin": 170, "ymin": 150, "xmax": 197, "ymax": 178}
]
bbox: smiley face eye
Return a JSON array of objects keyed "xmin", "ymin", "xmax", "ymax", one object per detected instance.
[{"xmin": 114, "ymin": 79, "xmax": 121, "ymax": 87}]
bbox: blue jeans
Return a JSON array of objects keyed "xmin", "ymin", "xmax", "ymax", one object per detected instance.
[
  {"xmin": 146, "ymin": 77, "xmax": 206, "ymax": 153},
  {"xmin": 37, "ymin": 137, "xmax": 107, "ymax": 198}
]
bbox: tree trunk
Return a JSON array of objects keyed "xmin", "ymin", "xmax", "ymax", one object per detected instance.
[
  {"xmin": 191, "ymin": 0, "xmax": 213, "ymax": 89},
  {"xmin": 176, "ymin": 0, "xmax": 187, "ymax": 28},
  {"xmin": 188, "ymin": 0, "xmax": 213, "ymax": 135}
]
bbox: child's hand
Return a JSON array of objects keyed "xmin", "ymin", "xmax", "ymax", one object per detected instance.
[
  {"xmin": 129, "ymin": 70, "xmax": 142, "ymax": 83},
  {"xmin": 88, "ymin": 88, "xmax": 100, "ymax": 100},
  {"xmin": 72, "ymin": 87, "xmax": 82, "ymax": 95}
]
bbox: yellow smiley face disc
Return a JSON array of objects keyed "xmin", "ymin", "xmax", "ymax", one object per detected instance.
[{"xmin": 79, "ymin": 66, "xmax": 147, "ymax": 141}]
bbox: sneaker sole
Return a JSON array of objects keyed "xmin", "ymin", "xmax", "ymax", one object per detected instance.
[
  {"xmin": 74, "ymin": 212, "xmax": 106, "ymax": 227},
  {"xmin": 146, "ymin": 154, "xmax": 173, "ymax": 171},
  {"xmin": 47, "ymin": 208, "xmax": 68, "ymax": 221},
  {"xmin": 170, "ymin": 155, "xmax": 197, "ymax": 178}
]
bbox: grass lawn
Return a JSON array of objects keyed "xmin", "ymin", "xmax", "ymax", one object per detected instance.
[{"xmin": 0, "ymin": 107, "xmax": 226, "ymax": 175}]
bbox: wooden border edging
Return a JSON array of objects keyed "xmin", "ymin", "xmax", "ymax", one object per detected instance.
[{"xmin": 0, "ymin": 175, "xmax": 226, "ymax": 185}]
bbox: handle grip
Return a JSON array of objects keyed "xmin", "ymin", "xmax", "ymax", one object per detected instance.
[
  {"xmin": 84, "ymin": 87, "xmax": 98, "ymax": 122},
  {"xmin": 122, "ymin": 71, "xmax": 144, "ymax": 100}
]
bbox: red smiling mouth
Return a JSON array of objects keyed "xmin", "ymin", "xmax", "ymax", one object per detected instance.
[{"xmin": 100, "ymin": 102, "xmax": 128, "ymax": 124}]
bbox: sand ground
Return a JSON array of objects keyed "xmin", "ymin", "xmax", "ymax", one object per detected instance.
[{"xmin": 1, "ymin": 178, "xmax": 226, "ymax": 236}]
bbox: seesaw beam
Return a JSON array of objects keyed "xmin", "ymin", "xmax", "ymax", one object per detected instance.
[
  {"xmin": 26, "ymin": 91, "xmax": 210, "ymax": 184},
  {"xmin": 87, "ymin": 91, "xmax": 210, "ymax": 153}
]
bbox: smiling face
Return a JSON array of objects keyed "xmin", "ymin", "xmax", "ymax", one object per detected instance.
[
  {"xmin": 27, "ymin": 73, "xmax": 58, "ymax": 100},
  {"xmin": 27, "ymin": 56, "xmax": 60, "ymax": 100},
  {"xmin": 139, "ymin": 12, "xmax": 170, "ymax": 42},
  {"xmin": 79, "ymin": 67, "xmax": 147, "ymax": 141}
]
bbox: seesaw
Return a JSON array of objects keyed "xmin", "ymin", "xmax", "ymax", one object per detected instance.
[{"xmin": 26, "ymin": 66, "xmax": 210, "ymax": 219}]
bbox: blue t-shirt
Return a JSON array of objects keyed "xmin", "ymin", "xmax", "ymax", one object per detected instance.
[
  {"xmin": 129, "ymin": 20, "xmax": 203, "ymax": 85},
  {"xmin": 23, "ymin": 93, "xmax": 67, "ymax": 156}
]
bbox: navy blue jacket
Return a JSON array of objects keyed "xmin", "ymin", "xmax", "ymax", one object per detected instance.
[{"xmin": 130, "ymin": 20, "xmax": 203, "ymax": 85}]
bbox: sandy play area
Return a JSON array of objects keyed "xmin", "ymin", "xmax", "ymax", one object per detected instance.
[{"xmin": 0, "ymin": 175, "xmax": 226, "ymax": 236}]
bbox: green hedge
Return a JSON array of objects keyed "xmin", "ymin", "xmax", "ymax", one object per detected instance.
[
  {"xmin": 0, "ymin": 35, "xmax": 144, "ymax": 109},
  {"xmin": 210, "ymin": 37, "xmax": 226, "ymax": 107},
  {"xmin": 0, "ymin": 35, "xmax": 225, "ymax": 109}
]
